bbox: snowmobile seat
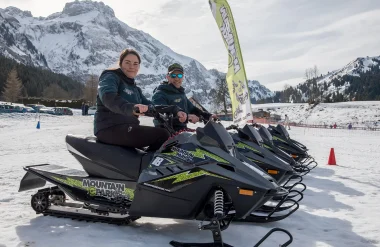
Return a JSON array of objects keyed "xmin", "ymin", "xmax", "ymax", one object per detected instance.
[{"xmin": 65, "ymin": 134, "xmax": 151, "ymax": 181}]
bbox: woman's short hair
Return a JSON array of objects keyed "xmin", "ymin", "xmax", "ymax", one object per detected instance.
[{"xmin": 119, "ymin": 48, "xmax": 141, "ymax": 67}]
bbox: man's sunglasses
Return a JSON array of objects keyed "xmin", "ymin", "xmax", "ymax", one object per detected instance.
[{"xmin": 169, "ymin": 73, "xmax": 183, "ymax": 79}]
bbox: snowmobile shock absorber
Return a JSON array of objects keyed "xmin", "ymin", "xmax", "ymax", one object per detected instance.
[{"xmin": 214, "ymin": 190, "xmax": 224, "ymax": 219}]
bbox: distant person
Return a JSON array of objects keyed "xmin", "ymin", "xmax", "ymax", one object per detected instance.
[
  {"xmin": 348, "ymin": 123, "xmax": 352, "ymax": 130},
  {"xmin": 81, "ymin": 102, "xmax": 85, "ymax": 116},
  {"xmin": 333, "ymin": 123, "xmax": 337, "ymax": 129},
  {"xmin": 85, "ymin": 103, "xmax": 89, "ymax": 115},
  {"xmin": 284, "ymin": 114, "xmax": 290, "ymax": 130}
]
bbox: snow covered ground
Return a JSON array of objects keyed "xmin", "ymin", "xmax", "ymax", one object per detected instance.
[{"xmin": 0, "ymin": 109, "xmax": 380, "ymax": 247}]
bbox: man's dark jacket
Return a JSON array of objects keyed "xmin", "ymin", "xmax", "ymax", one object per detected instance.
[{"xmin": 152, "ymin": 82, "xmax": 211, "ymax": 130}]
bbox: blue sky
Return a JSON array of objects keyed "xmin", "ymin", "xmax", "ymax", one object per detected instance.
[{"xmin": 1, "ymin": 0, "xmax": 380, "ymax": 91}]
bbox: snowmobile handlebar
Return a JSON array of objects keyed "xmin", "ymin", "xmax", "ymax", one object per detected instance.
[{"xmin": 195, "ymin": 115, "xmax": 220, "ymax": 124}]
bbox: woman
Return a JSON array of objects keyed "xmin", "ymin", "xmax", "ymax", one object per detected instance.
[{"xmin": 94, "ymin": 48, "xmax": 187, "ymax": 151}]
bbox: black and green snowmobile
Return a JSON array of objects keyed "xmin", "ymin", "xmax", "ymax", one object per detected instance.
[
  {"xmin": 19, "ymin": 105, "xmax": 293, "ymax": 247},
  {"xmin": 267, "ymin": 124, "xmax": 318, "ymax": 170},
  {"xmin": 257, "ymin": 125, "xmax": 312, "ymax": 176}
]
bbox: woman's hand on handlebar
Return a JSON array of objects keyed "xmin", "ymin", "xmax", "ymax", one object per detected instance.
[
  {"xmin": 177, "ymin": 111, "xmax": 187, "ymax": 123},
  {"xmin": 133, "ymin": 104, "xmax": 149, "ymax": 116}
]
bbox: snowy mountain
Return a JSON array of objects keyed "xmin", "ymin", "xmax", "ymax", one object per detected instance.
[
  {"xmin": 207, "ymin": 69, "xmax": 274, "ymax": 104},
  {"xmin": 317, "ymin": 56, "xmax": 380, "ymax": 99},
  {"xmin": 0, "ymin": 1, "xmax": 273, "ymax": 107},
  {"xmin": 262, "ymin": 55, "xmax": 380, "ymax": 103}
]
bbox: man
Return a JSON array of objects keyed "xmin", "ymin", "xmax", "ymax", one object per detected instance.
[
  {"xmin": 152, "ymin": 63, "xmax": 216, "ymax": 131},
  {"xmin": 284, "ymin": 114, "xmax": 290, "ymax": 130}
]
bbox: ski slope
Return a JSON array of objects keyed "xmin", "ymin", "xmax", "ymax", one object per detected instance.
[{"xmin": 0, "ymin": 107, "xmax": 379, "ymax": 247}]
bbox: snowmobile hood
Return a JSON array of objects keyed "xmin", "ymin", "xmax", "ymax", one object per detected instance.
[
  {"xmin": 238, "ymin": 125, "xmax": 264, "ymax": 146},
  {"xmin": 275, "ymin": 124, "xmax": 290, "ymax": 139},
  {"xmin": 196, "ymin": 121, "xmax": 235, "ymax": 155},
  {"xmin": 258, "ymin": 126, "xmax": 273, "ymax": 143}
]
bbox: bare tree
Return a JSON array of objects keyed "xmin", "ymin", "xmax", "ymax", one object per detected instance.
[
  {"xmin": 312, "ymin": 65, "xmax": 319, "ymax": 79},
  {"xmin": 1, "ymin": 68, "xmax": 23, "ymax": 103},
  {"xmin": 84, "ymin": 75, "xmax": 99, "ymax": 106},
  {"xmin": 283, "ymin": 84, "xmax": 291, "ymax": 102},
  {"xmin": 304, "ymin": 65, "xmax": 320, "ymax": 103},
  {"xmin": 214, "ymin": 78, "xmax": 230, "ymax": 115},
  {"xmin": 304, "ymin": 68, "xmax": 312, "ymax": 82},
  {"xmin": 42, "ymin": 84, "xmax": 69, "ymax": 99}
]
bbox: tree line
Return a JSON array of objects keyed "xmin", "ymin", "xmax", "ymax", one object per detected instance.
[{"xmin": 0, "ymin": 55, "xmax": 99, "ymax": 105}]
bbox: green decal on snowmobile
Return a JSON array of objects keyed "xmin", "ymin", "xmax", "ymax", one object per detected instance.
[
  {"xmin": 263, "ymin": 144, "xmax": 272, "ymax": 150},
  {"xmin": 53, "ymin": 176, "xmax": 86, "ymax": 190},
  {"xmin": 189, "ymin": 148, "xmax": 228, "ymax": 164},
  {"xmin": 278, "ymin": 146, "xmax": 294, "ymax": 152},
  {"xmin": 163, "ymin": 148, "xmax": 228, "ymax": 164},
  {"xmin": 155, "ymin": 170, "xmax": 228, "ymax": 184},
  {"xmin": 53, "ymin": 176, "xmax": 97, "ymax": 195},
  {"xmin": 52, "ymin": 176, "xmax": 135, "ymax": 200},
  {"xmin": 163, "ymin": 151, "xmax": 177, "ymax": 157},
  {"xmin": 236, "ymin": 142, "xmax": 261, "ymax": 153},
  {"xmin": 247, "ymin": 157, "xmax": 264, "ymax": 164},
  {"xmin": 124, "ymin": 188, "xmax": 135, "ymax": 200},
  {"xmin": 272, "ymin": 136, "xmax": 287, "ymax": 143}
]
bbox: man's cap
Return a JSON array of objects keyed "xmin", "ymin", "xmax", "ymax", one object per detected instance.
[{"xmin": 168, "ymin": 63, "xmax": 184, "ymax": 74}]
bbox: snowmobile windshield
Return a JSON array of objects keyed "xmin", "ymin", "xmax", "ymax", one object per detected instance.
[
  {"xmin": 259, "ymin": 126, "xmax": 273, "ymax": 143},
  {"xmin": 277, "ymin": 124, "xmax": 289, "ymax": 139},
  {"xmin": 197, "ymin": 121, "xmax": 235, "ymax": 154},
  {"xmin": 240, "ymin": 125, "xmax": 263, "ymax": 145}
]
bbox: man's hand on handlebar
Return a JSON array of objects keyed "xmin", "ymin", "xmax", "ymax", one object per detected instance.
[
  {"xmin": 177, "ymin": 111, "xmax": 187, "ymax": 123},
  {"xmin": 188, "ymin": 114, "xmax": 199, "ymax": 124},
  {"xmin": 209, "ymin": 114, "xmax": 219, "ymax": 121}
]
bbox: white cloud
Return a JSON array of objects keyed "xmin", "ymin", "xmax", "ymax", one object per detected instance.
[{"xmin": 1, "ymin": 0, "xmax": 379, "ymax": 91}]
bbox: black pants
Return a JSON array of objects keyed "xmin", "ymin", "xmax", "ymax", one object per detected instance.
[{"xmin": 96, "ymin": 124, "xmax": 170, "ymax": 151}]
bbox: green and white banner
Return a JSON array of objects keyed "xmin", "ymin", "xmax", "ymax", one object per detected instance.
[{"xmin": 209, "ymin": 0, "xmax": 253, "ymax": 125}]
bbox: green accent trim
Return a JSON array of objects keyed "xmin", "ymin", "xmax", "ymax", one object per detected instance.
[
  {"xmin": 247, "ymin": 157, "xmax": 264, "ymax": 164},
  {"xmin": 162, "ymin": 151, "xmax": 178, "ymax": 157},
  {"xmin": 52, "ymin": 176, "xmax": 135, "ymax": 200},
  {"xmin": 155, "ymin": 170, "xmax": 228, "ymax": 184},
  {"xmin": 236, "ymin": 142, "xmax": 261, "ymax": 153},
  {"xmin": 189, "ymin": 148, "xmax": 228, "ymax": 164},
  {"xmin": 53, "ymin": 176, "xmax": 85, "ymax": 189},
  {"xmin": 263, "ymin": 144, "xmax": 272, "ymax": 150},
  {"xmin": 124, "ymin": 188, "xmax": 135, "ymax": 200},
  {"xmin": 272, "ymin": 136, "xmax": 287, "ymax": 143}
]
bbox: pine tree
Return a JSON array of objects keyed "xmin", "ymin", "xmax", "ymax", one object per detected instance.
[
  {"xmin": 214, "ymin": 78, "xmax": 230, "ymax": 115},
  {"xmin": 42, "ymin": 84, "xmax": 69, "ymax": 99},
  {"xmin": 1, "ymin": 68, "xmax": 22, "ymax": 102}
]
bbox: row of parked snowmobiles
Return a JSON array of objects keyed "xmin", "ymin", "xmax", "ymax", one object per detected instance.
[{"xmin": 18, "ymin": 105, "xmax": 318, "ymax": 247}]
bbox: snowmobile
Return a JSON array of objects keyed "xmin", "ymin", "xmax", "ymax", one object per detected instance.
[
  {"xmin": 267, "ymin": 124, "xmax": 318, "ymax": 170},
  {"xmin": 224, "ymin": 124, "xmax": 305, "ymax": 220},
  {"xmin": 257, "ymin": 126, "xmax": 311, "ymax": 176},
  {"xmin": 227, "ymin": 124, "xmax": 306, "ymax": 191},
  {"xmin": 19, "ymin": 105, "xmax": 293, "ymax": 247}
]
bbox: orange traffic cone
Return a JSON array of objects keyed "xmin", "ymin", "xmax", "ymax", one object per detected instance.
[{"xmin": 327, "ymin": 148, "xmax": 337, "ymax": 165}]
